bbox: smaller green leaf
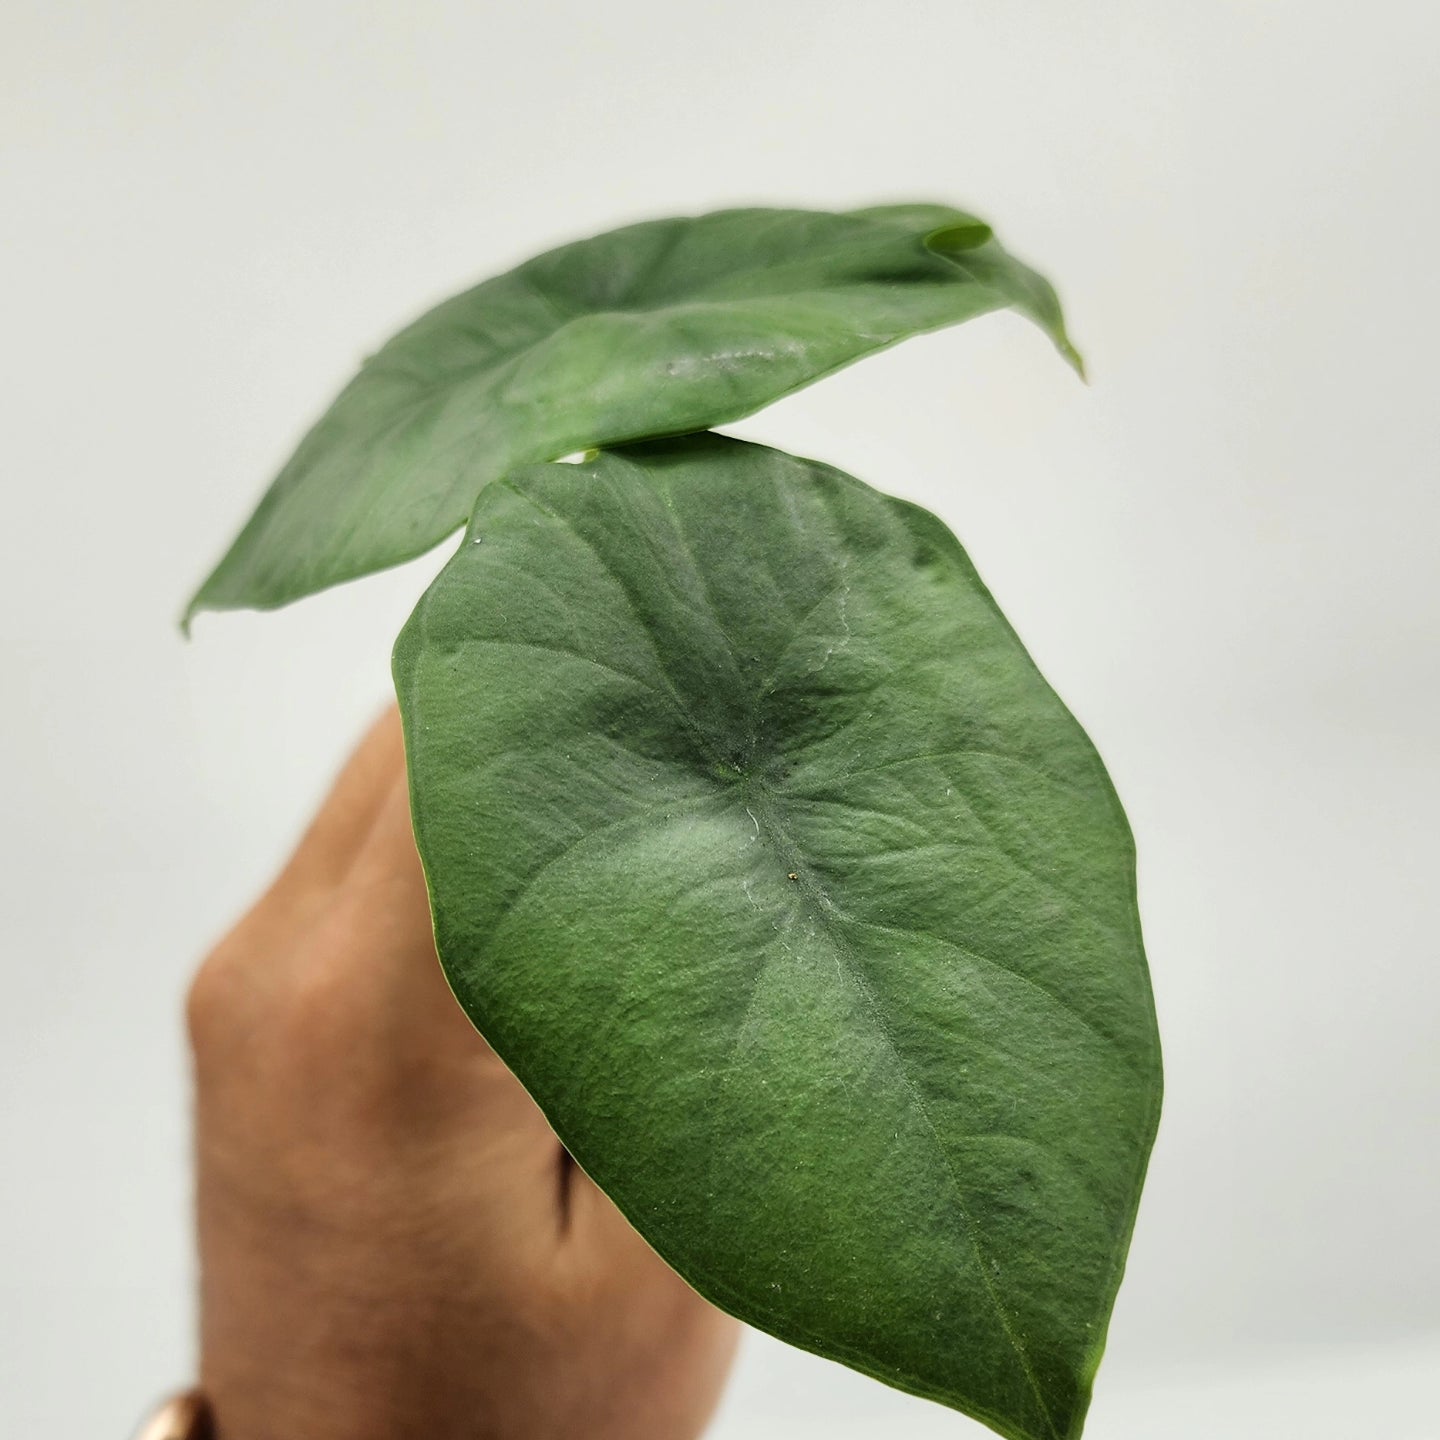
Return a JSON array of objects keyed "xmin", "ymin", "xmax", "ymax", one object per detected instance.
[
  {"xmin": 924, "ymin": 219, "xmax": 995, "ymax": 252},
  {"xmin": 186, "ymin": 203, "xmax": 1082, "ymax": 625}
]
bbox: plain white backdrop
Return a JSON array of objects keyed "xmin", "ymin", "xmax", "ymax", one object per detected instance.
[{"xmin": 3, "ymin": 2, "xmax": 1437, "ymax": 1435}]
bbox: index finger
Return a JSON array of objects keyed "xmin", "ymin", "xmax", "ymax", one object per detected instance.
[{"xmin": 268, "ymin": 705, "xmax": 407, "ymax": 904}]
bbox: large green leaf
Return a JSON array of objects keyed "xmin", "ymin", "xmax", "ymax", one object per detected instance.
[
  {"xmin": 186, "ymin": 204, "xmax": 1081, "ymax": 625},
  {"xmin": 393, "ymin": 434, "xmax": 1161, "ymax": 1440}
]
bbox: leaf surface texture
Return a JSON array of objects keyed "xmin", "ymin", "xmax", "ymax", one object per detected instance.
[{"xmin": 393, "ymin": 435, "xmax": 1160, "ymax": 1440}]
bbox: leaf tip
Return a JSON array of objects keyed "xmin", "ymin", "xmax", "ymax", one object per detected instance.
[{"xmin": 924, "ymin": 220, "xmax": 995, "ymax": 256}]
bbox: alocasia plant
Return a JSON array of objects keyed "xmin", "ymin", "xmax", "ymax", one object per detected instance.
[{"xmin": 187, "ymin": 204, "xmax": 1161, "ymax": 1440}]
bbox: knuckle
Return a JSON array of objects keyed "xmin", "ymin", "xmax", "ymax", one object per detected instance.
[
  {"xmin": 184, "ymin": 941, "xmax": 245, "ymax": 1052},
  {"xmin": 186, "ymin": 875, "xmax": 419, "ymax": 1114},
  {"xmin": 275, "ymin": 895, "xmax": 395, "ymax": 1062},
  {"xmin": 184, "ymin": 882, "xmax": 363, "ymax": 1057},
  {"xmin": 280, "ymin": 949, "xmax": 357, "ymax": 1054}
]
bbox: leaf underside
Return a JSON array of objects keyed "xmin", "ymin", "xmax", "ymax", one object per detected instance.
[
  {"xmin": 393, "ymin": 434, "xmax": 1161, "ymax": 1440},
  {"xmin": 186, "ymin": 203, "xmax": 1081, "ymax": 624}
]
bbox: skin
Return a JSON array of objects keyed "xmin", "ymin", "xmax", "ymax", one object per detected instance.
[{"xmin": 187, "ymin": 709, "xmax": 740, "ymax": 1439}]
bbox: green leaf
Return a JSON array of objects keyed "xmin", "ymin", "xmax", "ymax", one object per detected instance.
[
  {"xmin": 186, "ymin": 203, "xmax": 1081, "ymax": 625},
  {"xmin": 393, "ymin": 434, "xmax": 1160, "ymax": 1440}
]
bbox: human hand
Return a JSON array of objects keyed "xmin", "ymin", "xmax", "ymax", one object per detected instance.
[{"xmin": 186, "ymin": 710, "xmax": 739, "ymax": 1440}]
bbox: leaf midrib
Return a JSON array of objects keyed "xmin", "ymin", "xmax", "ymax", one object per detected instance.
[{"xmin": 739, "ymin": 781, "xmax": 1063, "ymax": 1440}]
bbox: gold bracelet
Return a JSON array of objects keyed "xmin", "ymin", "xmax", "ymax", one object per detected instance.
[{"xmin": 132, "ymin": 1391, "xmax": 212, "ymax": 1440}]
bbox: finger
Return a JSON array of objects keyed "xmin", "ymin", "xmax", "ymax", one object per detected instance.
[
  {"xmin": 271, "ymin": 706, "xmax": 406, "ymax": 901},
  {"xmin": 565, "ymin": 1164, "xmax": 740, "ymax": 1358},
  {"xmin": 343, "ymin": 768, "xmax": 432, "ymax": 908},
  {"xmin": 342, "ymin": 777, "xmax": 573, "ymax": 1177},
  {"xmin": 568, "ymin": 1166, "xmax": 660, "ymax": 1264},
  {"xmin": 340, "ymin": 774, "xmax": 449, "ymax": 1008},
  {"xmin": 339, "ymin": 775, "xmax": 514, "ymax": 1067},
  {"xmin": 207, "ymin": 707, "xmax": 407, "ymax": 986}
]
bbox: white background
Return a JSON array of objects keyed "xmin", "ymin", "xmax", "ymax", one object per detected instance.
[{"xmin": 3, "ymin": 2, "xmax": 1437, "ymax": 1435}]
